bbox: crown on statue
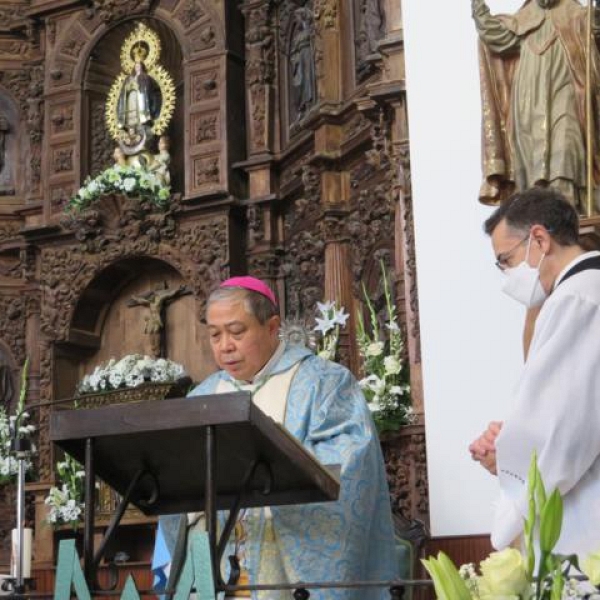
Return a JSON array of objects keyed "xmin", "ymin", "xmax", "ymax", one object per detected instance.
[{"xmin": 132, "ymin": 43, "xmax": 148, "ymax": 62}]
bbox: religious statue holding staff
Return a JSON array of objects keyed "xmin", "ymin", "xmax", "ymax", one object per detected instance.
[{"xmin": 472, "ymin": 0, "xmax": 600, "ymax": 212}]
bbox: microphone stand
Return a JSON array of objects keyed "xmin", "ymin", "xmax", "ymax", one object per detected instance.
[{"xmin": 1, "ymin": 428, "xmax": 35, "ymax": 596}]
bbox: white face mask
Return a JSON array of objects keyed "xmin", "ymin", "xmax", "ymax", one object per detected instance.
[{"xmin": 502, "ymin": 236, "xmax": 547, "ymax": 308}]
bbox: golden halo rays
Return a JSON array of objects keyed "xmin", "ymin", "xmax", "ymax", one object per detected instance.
[
  {"xmin": 105, "ymin": 22, "xmax": 176, "ymax": 141},
  {"xmin": 120, "ymin": 23, "xmax": 161, "ymax": 73}
]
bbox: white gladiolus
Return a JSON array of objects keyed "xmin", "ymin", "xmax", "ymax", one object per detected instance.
[
  {"xmin": 383, "ymin": 356, "xmax": 402, "ymax": 375},
  {"xmin": 365, "ymin": 342, "xmax": 384, "ymax": 357}
]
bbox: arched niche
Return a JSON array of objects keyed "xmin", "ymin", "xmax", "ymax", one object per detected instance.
[
  {"xmin": 81, "ymin": 18, "xmax": 185, "ymax": 190},
  {"xmin": 278, "ymin": 3, "xmax": 317, "ymax": 142},
  {"xmin": 54, "ymin": 256, "xmax": 216, "ymax": 401}
]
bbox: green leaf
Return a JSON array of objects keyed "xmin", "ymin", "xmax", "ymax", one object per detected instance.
[
  {"xmin": 539, "ymin": 489, "xmax": 563, "ymax": 554},
  {"xmin": 524, "ymin": 452, "xmax": 538, "ymax": 579},
  {"xmin": 549, "ymin": 567, "xmax": 564, "ymax": 600},
  {"xmin": 422, "ymin": 552, "xmax": 471, "ymax": 600},
  {"xmin": 535, "ymin": 472, "xmax": 547, "ymax": 513}
]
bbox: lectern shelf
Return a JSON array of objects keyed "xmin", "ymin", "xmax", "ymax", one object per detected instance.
[{"xmin": 49, "ymin": 391, "xmax": 341, "ymax": 515}]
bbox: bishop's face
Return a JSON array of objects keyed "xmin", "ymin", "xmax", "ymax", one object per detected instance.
[
  {"xmin": 206, "ymin": 299, "xmax": 280, "ymax": 382},
  {"xmin": 536, "ymin": 0, "xmax": 559, "ymax": 8}
]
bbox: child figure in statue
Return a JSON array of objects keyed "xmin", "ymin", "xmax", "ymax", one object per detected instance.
[
  {"xmin": 113, "ymin": 146, "xmax": 128, "ymax": 168},
  {"xmin": 150, "ymin": 135, "xmax": 171, "ymax": 186}
]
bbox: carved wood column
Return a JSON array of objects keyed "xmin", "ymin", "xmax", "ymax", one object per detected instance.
[
  {"xmin": 383, "ymin": 0, "xmax": 402, "ymax": 37},
  {"xmin": 238, "ymin": 0, "xmax": 281, "ymax": 297},
  {"xmin": 314, "ymin": 0, "xmax": 341, "ymax": 105},
  {"xmin": 391, "ymin": 99, "xmax": 423, "ymax": 416},
  {"xmin": 312, "ymin": 2, "xmax": 359, "ymax": 368}
]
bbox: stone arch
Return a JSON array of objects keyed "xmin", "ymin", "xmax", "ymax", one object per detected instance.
[{"xmin": 51, "ymin": 2, "xmax": 226, "ymax": 92}]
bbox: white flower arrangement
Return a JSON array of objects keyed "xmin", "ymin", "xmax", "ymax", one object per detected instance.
[
  {"xmin": 45, "ymin": 454, "xmax": 85, "ymax": 528},
  {"xmin": 0, "ymin": 359, "xmax": 35, "ymax": 485},
  {"xmin": 423, "ymin": 454, "xmax": 600, "ymax": 600},
  {"xmin": 357, "ymin": 262, "xmax": 413, "ymax": 432},
  {"xmin": 77, "ymin": 354, "xmax": 186, "ymax": 395},
  {"xmin": 67, "ymin": 164, "xmax": 170, "ymax": 213},
  {"xmin": 313, "ymin": 301, "xmax": 350, "ymax": 361}
]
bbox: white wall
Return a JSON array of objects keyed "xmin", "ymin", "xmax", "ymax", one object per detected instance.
[{"xmin": 402, "ymin": 0, "xmax": 526, "ymax": 536}]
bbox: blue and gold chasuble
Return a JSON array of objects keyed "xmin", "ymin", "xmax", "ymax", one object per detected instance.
[{"xmin": 152, "ymin": 344, "xmax": 398, "ymax": 599}]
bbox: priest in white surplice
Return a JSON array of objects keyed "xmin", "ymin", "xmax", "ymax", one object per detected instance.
[{"xmin": 470, "ymin": 187, "xmax": 600, "ymax": 557}]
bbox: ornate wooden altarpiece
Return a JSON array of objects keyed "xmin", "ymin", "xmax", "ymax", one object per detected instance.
[{"xmin": 0, "ymin": 0, "xmax": 425, "ymax": 588}]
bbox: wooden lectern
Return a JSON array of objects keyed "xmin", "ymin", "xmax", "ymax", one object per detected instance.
[{"xmin": 49, "ymin": 392, "xmax": 341, "ymax": 591}]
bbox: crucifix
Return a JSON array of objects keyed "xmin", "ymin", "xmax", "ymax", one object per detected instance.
[{"xmin": 127, "ymin": 282, "xmax": 192, "ymax": 358}]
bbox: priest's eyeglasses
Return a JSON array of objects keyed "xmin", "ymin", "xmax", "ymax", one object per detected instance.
[{"xmin": 495, "ymin": 235, "xmax": 529, "ymax": 271}]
